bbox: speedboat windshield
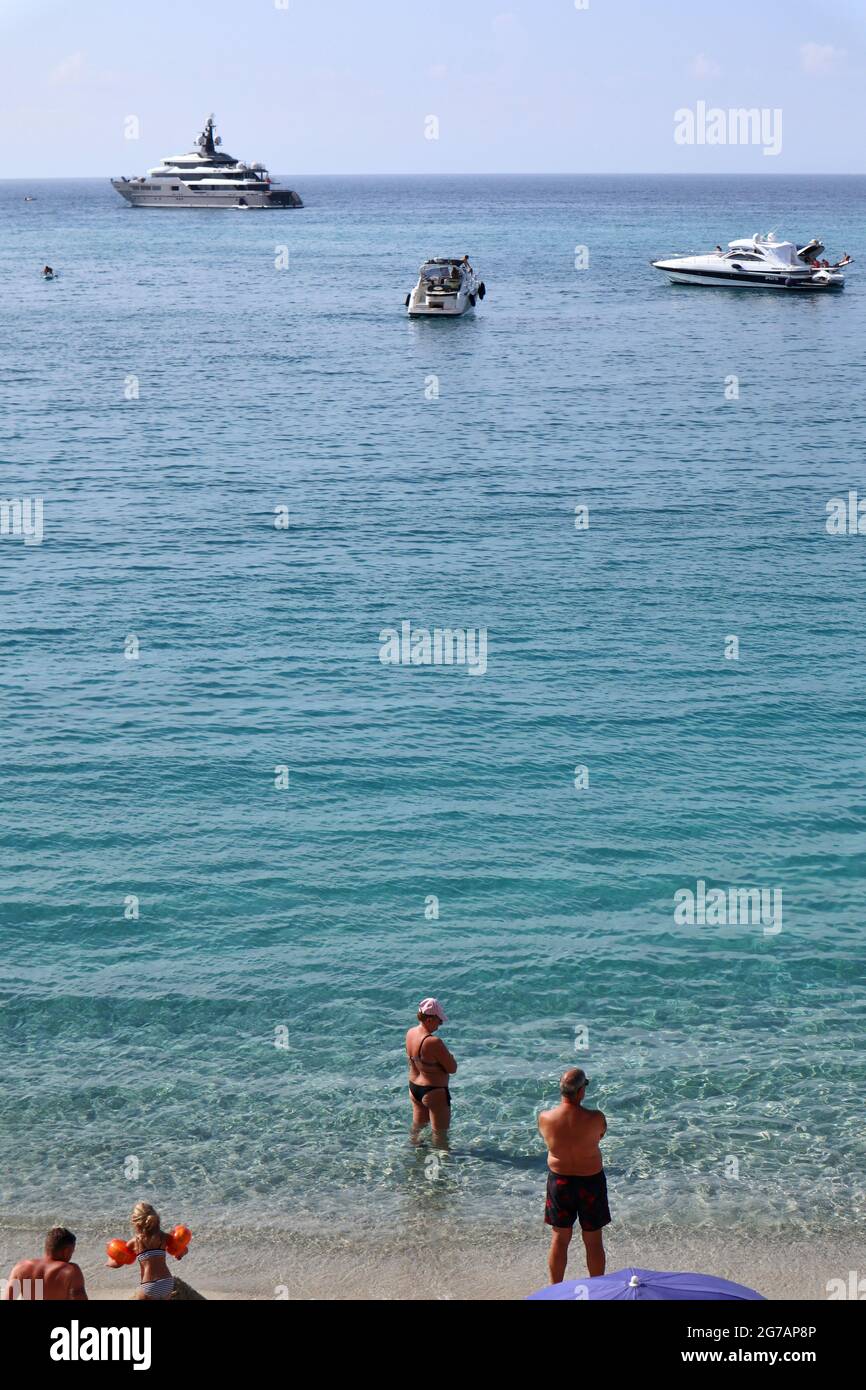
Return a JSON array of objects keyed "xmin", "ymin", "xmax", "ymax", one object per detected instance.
[
  {"xmin": 420, "ymin": 261, "xmax": 461, "ymax": 277},
  {"xmin": 726, "ymin": 237, "xmax": 802, "ymax": 268}
]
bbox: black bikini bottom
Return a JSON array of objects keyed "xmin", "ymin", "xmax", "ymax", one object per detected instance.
[{"xmin": 409, "ymin": 1082, "xmax": 451, "ymax": 1107}]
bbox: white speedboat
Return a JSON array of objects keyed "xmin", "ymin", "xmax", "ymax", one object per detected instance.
[
  {"xmin": 652, "ymin": 233, "xmax": 848, "ymax": 291},
  {"xmin": 406, "ymin": 258, "xmax": 486, "ymax": 316}
]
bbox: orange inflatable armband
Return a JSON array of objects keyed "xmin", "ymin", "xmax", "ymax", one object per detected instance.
[
  {"xmin": 166, "ymin": 1224, "xmax": 191, "ymax": 1256},
  {"xmin": 107, "ymin": 1238, "xmax": 135, "ymax": 1266}
]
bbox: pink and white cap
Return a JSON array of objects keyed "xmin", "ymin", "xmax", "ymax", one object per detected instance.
[{"xmin": 418, "ymin": 997, "xmax": 448, "ymax": 1022}]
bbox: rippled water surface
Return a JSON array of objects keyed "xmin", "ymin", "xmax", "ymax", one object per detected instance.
[{"xmin": 1, "ymin": 176, "xmax": 864, "ymax": 1248}]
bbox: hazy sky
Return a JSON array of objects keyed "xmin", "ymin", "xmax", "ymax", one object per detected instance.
[{"xmin": 1, "ymin": 0, "xmax": 864, "ymax": 176}]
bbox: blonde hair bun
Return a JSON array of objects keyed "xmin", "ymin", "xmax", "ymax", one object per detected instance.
[{"xmin": 130, "ymin": 1201, "xmax": 163, "ymax": 1249}]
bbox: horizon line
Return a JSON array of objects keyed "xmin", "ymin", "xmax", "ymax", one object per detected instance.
[{"xmin": 3, "ymin": 170, "xmax": 865, "ymax": 181}]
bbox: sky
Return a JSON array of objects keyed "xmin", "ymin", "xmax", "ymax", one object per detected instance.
[{"xmin": 0, "ymin": 0, "xmax": 864, "ymax": 176}]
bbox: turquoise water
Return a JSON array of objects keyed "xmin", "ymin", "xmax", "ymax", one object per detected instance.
[{"xmin": 1, "ymin": 176, "xmax": 864, "ymax": 1253}]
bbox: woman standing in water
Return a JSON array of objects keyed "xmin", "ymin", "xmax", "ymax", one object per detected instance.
[{"xmin": 405, "ymin": 997, "xmax": 457, "ymax": 1147}]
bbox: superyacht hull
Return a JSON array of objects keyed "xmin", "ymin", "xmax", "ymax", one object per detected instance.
[{"xmin": 112, "ymin": 182, "xmax": 302, "ymax": 208}]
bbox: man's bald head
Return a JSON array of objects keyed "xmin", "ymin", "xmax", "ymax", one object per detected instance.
[{"xmin": 560, "ymin": 1068, "xmax": 588, "ymax": 1102}]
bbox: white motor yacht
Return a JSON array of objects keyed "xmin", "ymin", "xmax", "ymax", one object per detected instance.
[
  {"xmin": 406, "ymin": 258, "xmax": 486, "ymax": 316},
  {"xmin": 112, "ymin": 115, "xmax": 303, "ymax": 209},
  {"xmin": 652, "ymin": 233, "xmax": 848, "ymax": 291}
]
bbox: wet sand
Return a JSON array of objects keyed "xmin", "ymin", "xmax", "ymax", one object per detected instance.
[{"xmin": 2, "ymin": 1225, "xmax": 858, "ymax": 1300}]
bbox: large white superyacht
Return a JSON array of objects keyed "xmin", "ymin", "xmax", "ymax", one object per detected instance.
[{"xmin": 112, "ymin": 115, "xmax": 302, "ymax": 209}]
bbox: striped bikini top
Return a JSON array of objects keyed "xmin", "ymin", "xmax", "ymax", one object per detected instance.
[{"xmin": 137, "ymin": 1247, "xmax": 169, "ymax": 1264}]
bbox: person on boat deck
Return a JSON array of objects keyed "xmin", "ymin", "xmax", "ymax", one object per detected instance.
[
  {"xmin": 461, "ymin": 255, "xmax": 473, "ymax": 271},
  {"xmin": 714, "ymin": 245, "xmax": 723, "ymax": 255}
]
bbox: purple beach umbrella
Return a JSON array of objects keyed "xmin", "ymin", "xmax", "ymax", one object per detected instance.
[{"xmin": 527, "ymin": 1268, "xmax": 766, "ymax": 1301}]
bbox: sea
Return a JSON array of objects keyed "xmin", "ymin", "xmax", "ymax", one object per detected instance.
[{"xmin": 0, "ymin": 174, "xmax": 864, "ymax": 1298}]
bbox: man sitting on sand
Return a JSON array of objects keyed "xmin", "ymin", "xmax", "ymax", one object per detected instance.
[
  {"xmin": 538, "ymin": 1068, "xmax": 610, "ymax": 1283},
  {"xmin": 4, "ymin": 1227, "xmax": 88, "ymax": 1300}
]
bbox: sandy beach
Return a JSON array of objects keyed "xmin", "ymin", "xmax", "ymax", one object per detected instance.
[{"xmin": 2, "ymin": 1224, "xmax": 857, "ymax": 1301}]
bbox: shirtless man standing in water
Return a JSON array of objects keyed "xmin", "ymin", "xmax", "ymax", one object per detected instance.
[
  {"xmin": 538, "ymin": 1068, "xmax": 610, "ymax": 1283},
  {"xmin": 406, "ymin": 997, "xmax": 457, "ymax": 1148}
]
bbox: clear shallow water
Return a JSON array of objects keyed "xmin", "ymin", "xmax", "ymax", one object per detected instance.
[{"xmin": 0, "ymin": 176, "xmax": 864, "ymax": 1254}]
